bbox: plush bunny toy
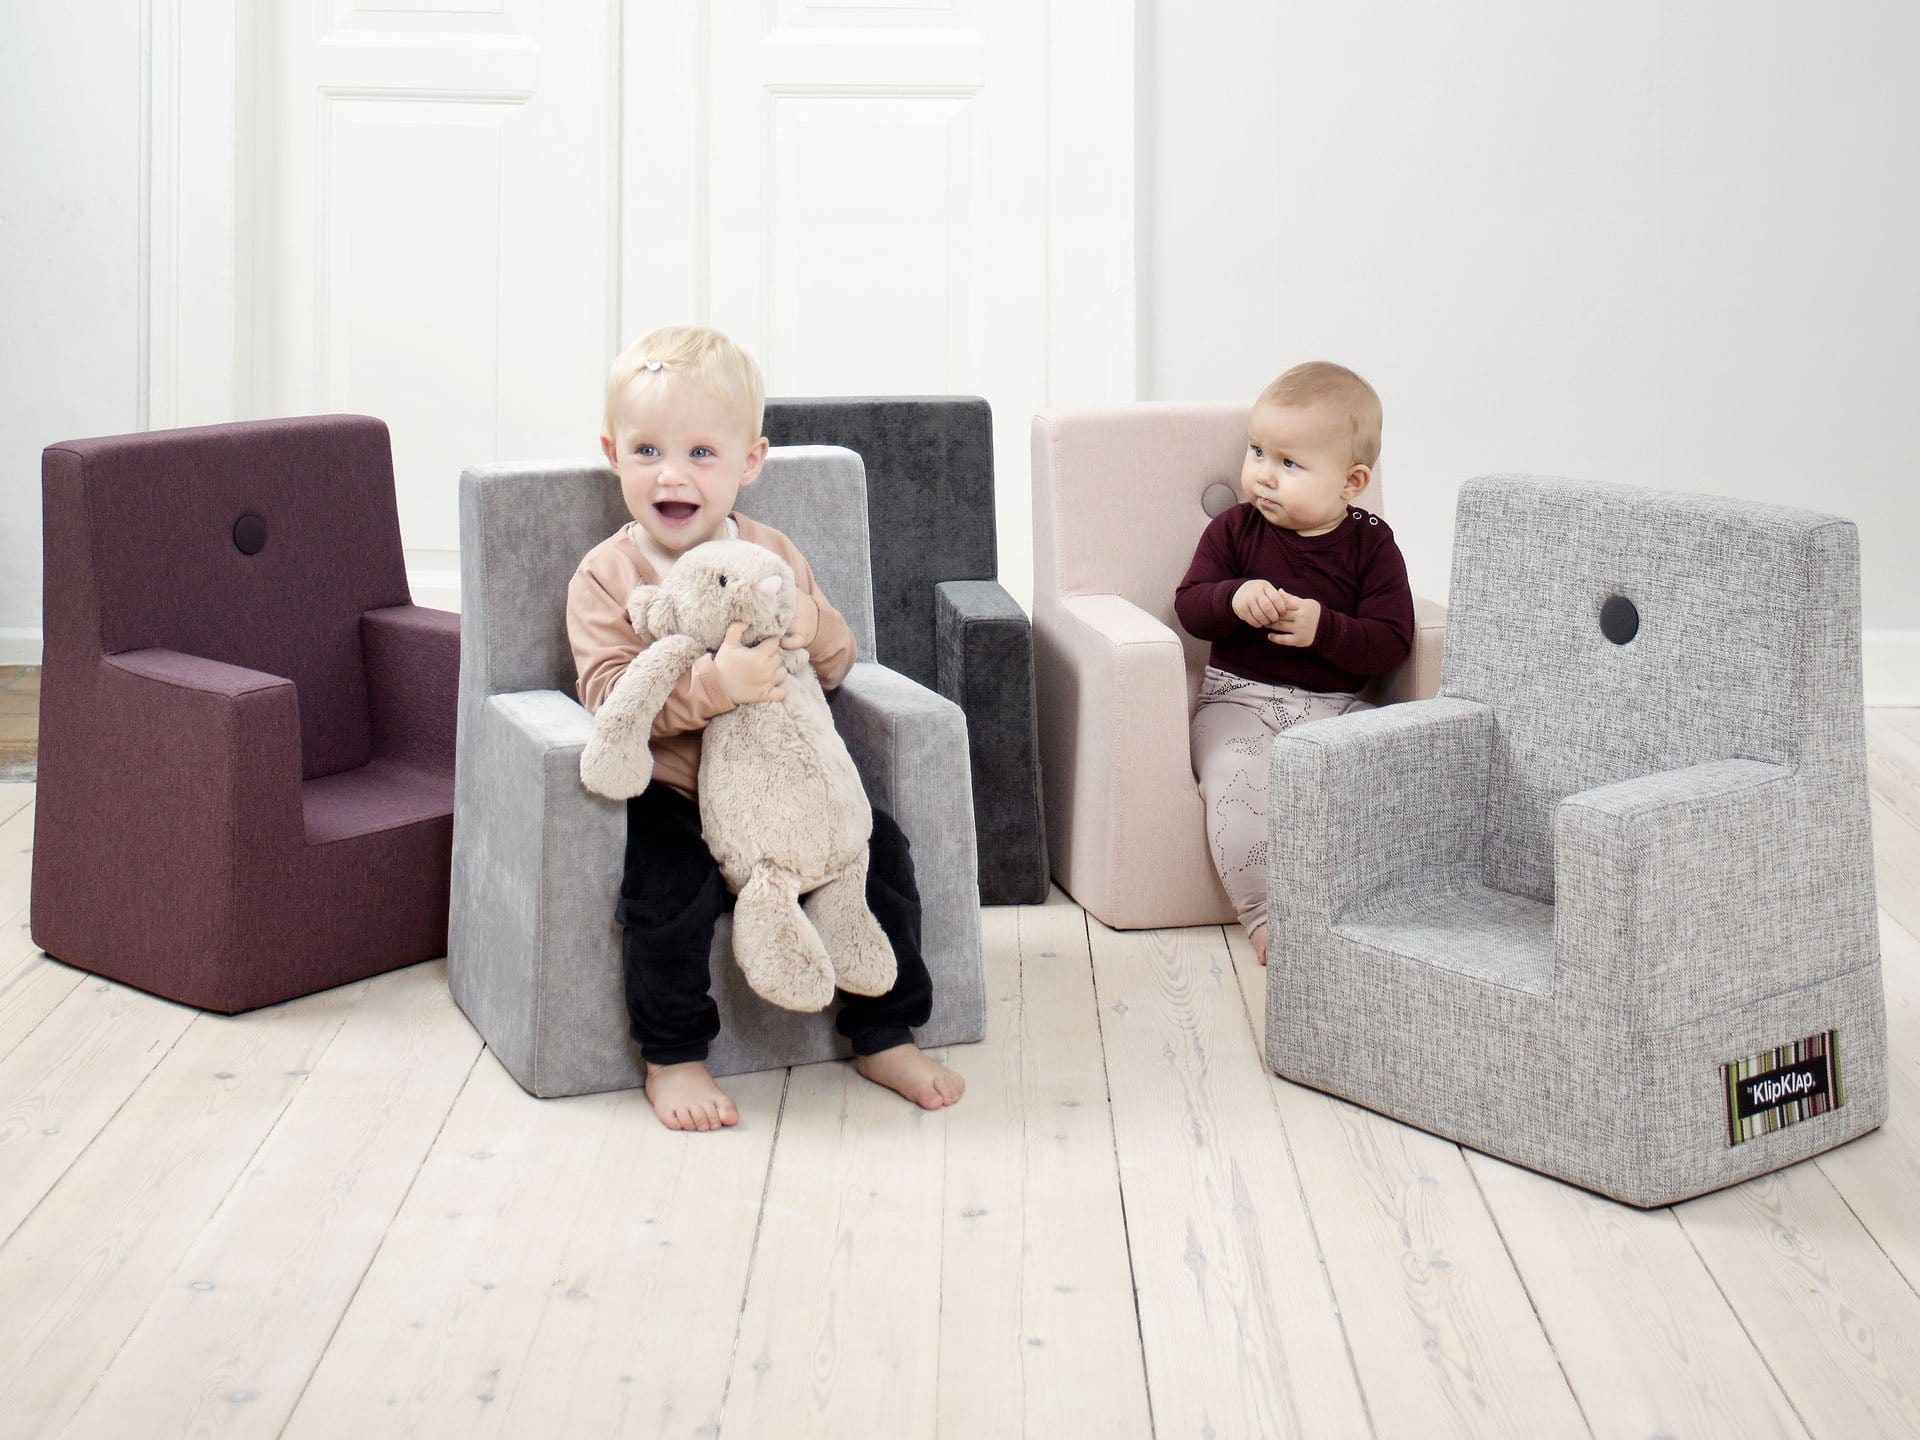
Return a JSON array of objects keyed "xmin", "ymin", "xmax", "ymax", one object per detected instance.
[{"xmin": 578, "ymin": 539, "xmax": 896, "ymax": 1013}]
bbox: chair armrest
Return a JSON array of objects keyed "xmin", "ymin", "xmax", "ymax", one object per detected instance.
[
  {"xmin": 363, "ymin": 604, "xmax": 461, "ymax": 769},
  {"xmin": 462, "ymin": 688, "xmax": 615, "ymax": 896},
  {"xmin": 1553, "ymin": 759, "xmax": 1853, "ymax": 1019},
  {"xmin": 1365, "ymin": 594, "xmax": 1448, "ymax": 704},
  {"xmin": 479, "ymin": 688, "xmax": 615, "ymax": 876},
  {"xmin": 1031, "ymin": 592, "xmax": 1213, "ymax": 924},
  {"xmin": 933, "ymin": 578, "xmax": 1043, "ymax": 856},
  {"xmin": 828, "ymin": 661, "xmax": 971, "ymax": 821},
  {"xmin": 463, "ymin": 688, "xmax": 603, "ymax": 834},
  {"xmin": 1560, "ymin": 758, "xmax": 1793, "ymax": 829},
  {"xmin": 106, "ymin": 647, "xmax": 294, "ymax": 703},
  {"xmin": 478, "ymin": 689, "xmax": 606, "ymax": 827},
  {"xmin": 933, "ymin": 579, "xmax": 1032, "ymax": 699},
  {"xmin": 448, "ymin": 689, "xmax": 623, "ymax": 1081},
  {"xmin": 488, "ymin": 687, "xmax": 596, "ymax": 760},
  {"xmin": 830, "ymin": 660, "xmax": 978, "ymax": 857},
  {"xmin": 1058, "ymin": 591, "xmax": 1184, "ymax": 651},
  {"xmin": 1039, "ymin": 592, "xmax": 1193, "ymax": 811},
  {"xmin": 97, "ymin": 648, "xmax": 303, "ymax": 841},
  {"xmin": 1267, "ymin": 697, "xmax": 1494, "ymax": 923}
]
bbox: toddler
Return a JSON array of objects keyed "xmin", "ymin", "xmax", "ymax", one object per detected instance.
[
  {"xmin": 1174, "ymin": 362, "xmax": 1415, "ymax": 965},
  {"xmin": 567, "ymin": 325, "xmax": 965, "ymax": 1130}
]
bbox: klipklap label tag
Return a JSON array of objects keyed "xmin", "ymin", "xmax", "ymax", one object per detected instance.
[{"xmin": 1724, "ymin": 1030, "xmax": 1842, "ymax": 1146}]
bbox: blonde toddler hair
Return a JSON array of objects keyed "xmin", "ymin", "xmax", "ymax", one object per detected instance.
[
  {"xmin": 1258, "ymin": 361, "xmax": 1382, "ymax": 469},
  {"xmin": 604, "ymin": 325, "xmax": 766, "ymax": 441}
]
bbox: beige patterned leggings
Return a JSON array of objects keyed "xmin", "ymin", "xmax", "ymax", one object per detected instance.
[{"xmin": 1190, "ymin": 666, "xmax": 1373, "ymax": 937}]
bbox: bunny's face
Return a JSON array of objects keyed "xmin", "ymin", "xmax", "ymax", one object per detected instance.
[{"xmin": 628, "ymin": 538, "xmax": 797, "ymax": 651}]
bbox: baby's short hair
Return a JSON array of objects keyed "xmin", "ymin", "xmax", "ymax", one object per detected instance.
[
  {"xmin": 605, "ymin": 325, "xmax": 765, "ymax": 440},
  {"xmin": 1258, "ymin": 361, "xmax": 1382, "ymax": 469}
]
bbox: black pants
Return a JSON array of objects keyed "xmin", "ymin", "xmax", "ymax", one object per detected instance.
[{"xmin": 616, "ymin": 783, "xmax": 935, "ymax": 1065}]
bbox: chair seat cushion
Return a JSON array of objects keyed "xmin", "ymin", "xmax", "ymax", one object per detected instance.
[
  {"xmin": 303, "ymin": 758, "xmax": 454, "ymax": 846},
  {"xmin": 1334, "ymin": 882, "xmax": 1554, "ymax": 995}
]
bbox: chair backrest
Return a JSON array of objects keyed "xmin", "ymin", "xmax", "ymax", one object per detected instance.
[
  {"xmin": 734, "ymin": 447, "xmax": 880, "ymax": 657},
  {"xmin": 1031, "ymin": 404, "xmax": 1390, "ymax": 694},
  {"xmin": 763, "ymin": 396, "xmax": 996, "ymax": 688},
  {"xmin": 41, "ymin": 415, "xmax": 411, "ymax": 779},
  {"xmin": 459, "ymin": 446, "xmax": 878, "ymax": 706},
  {"xmin": 1442, "ymin": 474, "xmax": 1866, "ymax": 902}
]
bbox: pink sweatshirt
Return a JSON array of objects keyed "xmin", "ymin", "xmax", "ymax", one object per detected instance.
[{"xmin": 566, "ymin": 515, "xmax": 857, "ymax": 800}]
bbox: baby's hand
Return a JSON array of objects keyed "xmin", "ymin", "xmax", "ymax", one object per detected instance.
[
  {"xmin": 715, "ymin": 620, "xmax": 788, "ymax": 704},
  {"xmin": 780, "ymin": 590, "xmax": 819, "ymax": 651},
  {"xmin": 1267, "ymin": 596, "xmax": 1322, "ymax": 648},
  {"xmin": 1232, "ymin": 579, "xmax": 1291, "ymax": 630}
]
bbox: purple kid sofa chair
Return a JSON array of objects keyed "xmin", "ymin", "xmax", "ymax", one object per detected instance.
[{"xmin": 31, "ymin": 415, "xmax": 460, "ymax": 1012}]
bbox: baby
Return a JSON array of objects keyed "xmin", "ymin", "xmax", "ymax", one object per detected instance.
[
  {"xmin": 566, "ymin": 325, "xmax": 965, "ymax": 1130},
  {"xmin": 1174, "ymin": 362, "xmax": 1415, "ymax": 964}
]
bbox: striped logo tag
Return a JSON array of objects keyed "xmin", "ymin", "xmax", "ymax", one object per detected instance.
[{"xmin": 1724, "ymin": 1031, "xmax": 1843, "ymax": 1146}]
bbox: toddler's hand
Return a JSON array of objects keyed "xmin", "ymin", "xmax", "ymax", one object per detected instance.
[
  {"xmin": 1232, "ymin": 579, "xmax": 1290, "ymax": 630},
  {"xmin": 715, "ymin": 620, "xmax": 788, "ymax": 704},
  {"xmin": 780, "ymin": 591, "xmax": 819, "ymax": 651},
  {"xmin": 1267, "ymin": 596, "xmax": 1322, "ymax": 648}
]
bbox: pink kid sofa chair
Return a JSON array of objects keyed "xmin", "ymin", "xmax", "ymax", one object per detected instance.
[{"xmin": 1030, "ymin": 403, "xmax": 1446, "ymax": 930}]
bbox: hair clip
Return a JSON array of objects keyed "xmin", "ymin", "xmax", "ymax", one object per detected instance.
[{"xmin": 642, "ymin": 360, "xmax": 664, "ymax": 372}]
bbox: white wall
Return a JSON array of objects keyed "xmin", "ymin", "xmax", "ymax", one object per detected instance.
[
  {"xmin": 0, "ymin": 1, "xmax": 145, "ymax": 663},
  {"xmin": 1141, "ymin": 0, "xmax": 1920, "ymax": 700}
]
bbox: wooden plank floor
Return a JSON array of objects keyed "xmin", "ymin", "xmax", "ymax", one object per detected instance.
[
  {"xmin": 0, "ymin": 666, "xmax": 37, "ymax": 784},
  {"xmin": 2, "ymin": 713, "xmax": 1919, "ymax": 1438}
]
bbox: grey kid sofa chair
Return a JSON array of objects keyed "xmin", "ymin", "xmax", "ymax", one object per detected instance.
[
  {"xmin": 763, "ymin": 397, "xmax": 1047, "ymax": 904},
  {"xmin": 448, "ymin": 446, "xmax": 987, "ymax": 1098},
  {"xmin": 1264, "ymin": 475, "xmax": 1887, "ymax": 1207}
]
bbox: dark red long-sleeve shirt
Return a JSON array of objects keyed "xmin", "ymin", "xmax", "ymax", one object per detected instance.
[{"xmin": 1174, "ymin": 503, "xmax": 1414, "ymax": 694}]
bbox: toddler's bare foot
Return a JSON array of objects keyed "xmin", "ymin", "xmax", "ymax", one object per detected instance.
[
  {"xmin": 854, "ymin": 1043, "xmax": 966, "ymax": 1110},
  {"xmin": 1251, "ymin": 923, "xmax": 1269, "ymax": 967},
  {"xmin": 644, "ymin": 1061, "xmax": 739, "ymax": 1132}
]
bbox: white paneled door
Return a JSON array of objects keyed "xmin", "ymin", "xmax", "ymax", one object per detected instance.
[
  {"xmin": 248, "ymin": 1, "xmax": 618, "ymax": 608},
  {"xmin": 160, "ymin": 0, "xmax": 1130, "ymax": 612},
  {"xmin": 706, "ymin": 3, "xmax": 1045, "ymax": 403},
  {"xmin": 624, "ymin": 0, "xmax": 1130, "ymax": 609}
]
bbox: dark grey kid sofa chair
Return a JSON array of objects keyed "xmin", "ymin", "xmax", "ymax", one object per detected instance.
[
  {"xmin": 447, "ymin": 446, "xmax": 987, "ymax": 1098},
  {"xmin": 763, "ymin": 397, "xmax": 1047, "ymax": 904}
]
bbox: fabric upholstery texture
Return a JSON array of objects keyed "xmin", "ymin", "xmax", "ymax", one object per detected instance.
[
  {"xmin": 1264, "ymin": 475, "xmax": 1886, "ymax": 1207},
  {"xmin": 448, "ymin": 448, "xmax": 986, "ymax": 1097},
  {"xmin": 1029, "ymin": 404, "xmax": 1448, "ymax": 930},
  {"xmin": 764, "ymin": 398, "xmax": 1046, "ymax": 904},
  {"xmin": 31, "ymin": 416, "xmax": 459, "ymax": 1012}
]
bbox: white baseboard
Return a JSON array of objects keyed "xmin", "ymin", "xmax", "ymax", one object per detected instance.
[
  {"xmin": 1865, "ymin": 630, "xmax": 1920, "ymax": 707},
  {"xmin": 0, "ymin": 628, "xmax": 41, "ymax": 667}
]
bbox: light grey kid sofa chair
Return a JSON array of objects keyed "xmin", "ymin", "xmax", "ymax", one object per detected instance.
[
  {"xmin": 1264, "ymin": 475, "xmax": 1887, "ymax": 1207},
  {"xmin": 448, "ymin": 447, "xmax": 987, "ymax": 1098}
]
